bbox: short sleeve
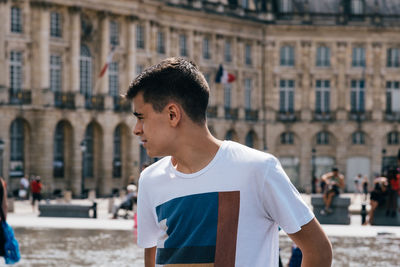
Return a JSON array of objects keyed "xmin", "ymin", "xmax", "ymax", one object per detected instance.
[
  {"xmin": 262, "ymin": 157, "xmax": 314, "ymax": 234},
  {"xmin": 137, "ymin": 175, "xmax": 159, "ymax": 248}
]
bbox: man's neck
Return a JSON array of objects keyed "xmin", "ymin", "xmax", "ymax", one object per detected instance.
[{"xmin": 171, "ymin": 129, "xmax": 222, "ymax": 174}]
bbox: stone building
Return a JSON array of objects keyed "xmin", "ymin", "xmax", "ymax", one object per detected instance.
[{"xmin": 0, "ymin": 0, "xmax": 399, "ymax": 196}]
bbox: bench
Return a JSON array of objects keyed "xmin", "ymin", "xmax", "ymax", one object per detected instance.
[
  {"xmin": 39, "ymin": 202, "xmax": 97, "ymax": 218},
  {"xmin": 372, "ymin": 197, "xmax": 400, "ymax": 226},
  {"xmin": 311, "ymin": 195, "xmax": 351, "ymax": 225}
]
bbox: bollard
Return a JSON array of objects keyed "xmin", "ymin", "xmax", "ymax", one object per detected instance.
[
  {"xmin": 361, "ymin": 202, "xmax": 367, "ymax": 225},
  {"xmin": 92, "ymin": 202, "xmax": 97, "ymax": 219}
]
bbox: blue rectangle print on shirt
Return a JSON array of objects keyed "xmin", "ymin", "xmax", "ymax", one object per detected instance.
[{"xmin": 155, "ymin": 192, "xmax": 219, "ymax": 265}]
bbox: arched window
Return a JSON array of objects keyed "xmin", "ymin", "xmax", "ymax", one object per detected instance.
[
  {"xmin": 225, "ymin": 130, "xmax": 235, "ymax": 141},
  {"xmin": 316, "ymin": 131, "xmax": 330, "ymax": 145},
  {"xmin": 387, "ymin": 131, "xmax": 399, "ymax": 145},
  {"xmin": 53, "ymin": 122, "xmax": 65, "ymax": 177},
  {"xmin": 80, "ymin": 45, "xmax": 92, "ymax": 98},
  {"xmin": 113, "ymin": 126, "xmax": 122, "ymax": 178},
  {"xmin": 10, "ymin": 119, "xmax": 24, "ymax": 177},
  {"xmin": 352, "ymin": 131, "xmax": 365, "ymax": 145},
  {"xmin": 245, "ymin": 131, "xmax": 255, "ymax": 148},
  {"xmin": 83, "ymin": 123, "xmax": 94, "ymax": 177},
  {"xmin": 280, "ymin": 132, "xmax": 294, "ymax": 145},
  {"xmin": 280, "ymin": 45, "xmax": 295, "ymax": 66}
]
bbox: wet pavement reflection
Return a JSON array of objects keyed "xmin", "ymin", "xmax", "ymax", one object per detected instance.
[{"xmin": 9, "ymin": 228, "xmax": 400, "ymax": 266}]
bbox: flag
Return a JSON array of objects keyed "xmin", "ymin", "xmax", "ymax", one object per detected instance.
[
  {"xmin": 98, "ymin": 46, "xmax": 116, "ymax": 78},
  {"xmin": 215, "ymin": 64, "xmax": 236, "ymax": 84}
]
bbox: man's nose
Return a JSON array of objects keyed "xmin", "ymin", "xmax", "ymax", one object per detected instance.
[{"xmin": 133, "ymin": 122, "xmax": 142, "ymax": 136}]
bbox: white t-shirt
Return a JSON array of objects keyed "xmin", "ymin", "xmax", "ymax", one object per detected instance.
[{"xmin": 137, "ymin": 141, "xmax": 314, "ymax": 267}]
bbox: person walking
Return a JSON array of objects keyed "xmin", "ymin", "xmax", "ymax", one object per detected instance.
[
  {"xmin": 125, "ymin": 57, "xmax": 332, "ymax": 266},
  {"xmin": 30, "ymin": 176, "xmax": 42, "ymax": 212}
]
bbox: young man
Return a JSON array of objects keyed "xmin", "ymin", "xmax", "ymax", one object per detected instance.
[
  {"xmin": 320, "ymin": 167, "xmax": 345, "ymax": 215},
  {"xmin": 125, "ymin": 57, "xmax": 332, "ymax": 267}
]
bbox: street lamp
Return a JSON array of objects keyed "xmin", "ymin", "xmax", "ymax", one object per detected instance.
[
  {"xmin": 80, "ymin": 140, "xmax": 87, "ymax": 198},
  {"xmin": 0, "ymin": 139, "xmax": 4, "ymax": 178},
  {"xmin": 311, "ymin": 148, "xmax": 316, "ymax": 194}
]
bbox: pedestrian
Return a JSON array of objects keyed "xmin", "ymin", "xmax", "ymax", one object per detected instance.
[
  {"xmin": 111, "ymin": 184, "xmax": 137, "ymax": 219},
  {"xmin": 125, "ymin": 57, "xmax": 332, "ymax": 266},
  {"xmin": 363, "ymin": 176, "xmax": 388, "ymax": 225},
  {"xmin": 19, "ymin": 176, "xmax": 29, "ymax": 200},
  {"xmin": 0, "ymin": 177, "xmax": 8, "ymax": 256},
  {"xmin": 353, "ymin": 174, "xmax": 362, "ymax": 194},
  {"xmin": 362, "ymin": 175, "xmax": 369, "ymax": 201},
  {"xmin": 30, "ymin": 176, "xmax": 42, "ymax": 212},
  {"xmin": 320, "ymin": 167, "xmax": 345, "ymax": 215}
]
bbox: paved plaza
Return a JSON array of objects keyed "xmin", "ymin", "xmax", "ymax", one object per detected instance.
[{"xmin": 7, "ymin": 193, "xmax": 400, "ymax": 238}]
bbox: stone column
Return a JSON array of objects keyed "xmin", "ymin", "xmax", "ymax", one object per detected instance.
[
  {"xmin": 100, "ymin": 127, "xmax": 113, "ymax": 195},
  {"xmin": 98, "ymin": 13, "xmax": 110, "ymax": 95},
  {"xmin": 126, "ymin": 16, "xmax": 137, "ymax": 85},
  {"xmin": 336, "ymin": 41, "xmax": 347, "ymax": 120},
  {"xmin": 371, "ymin": 42, "xmax": 383, "ymax": 121},
  {"xmin": 69, "ymin": 7, "xmax": 81, "ymax": 93},
  {"xmin": 39, "ymin": 8, "xmax": 50, "ymax": 91},
  {"xmin": 300, "ymin": 41, "xmax": 312, "ymax": 121}
]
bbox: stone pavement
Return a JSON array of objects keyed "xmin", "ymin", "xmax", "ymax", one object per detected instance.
[{"xmin": 6, "ymin": 194, "xmax": 400, "ymax": 238}]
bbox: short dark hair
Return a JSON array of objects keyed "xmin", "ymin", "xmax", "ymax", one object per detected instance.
[{"xmin": 125, "ymin": 57, "xmax": 210, "ymax": 124}]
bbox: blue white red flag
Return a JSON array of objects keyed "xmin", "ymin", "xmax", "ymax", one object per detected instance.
[{"xmin": 215, "ymin": 64, "xmax": 236, "ymax": 84}]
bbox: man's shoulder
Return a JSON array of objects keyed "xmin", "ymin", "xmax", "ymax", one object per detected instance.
[
  {"xmin": 139, "ymin": 157, "xmax": 170, "ymax": 182},
  {"xmin": 223, "ymin": 141, "xmax": 278, "ymax": 167}
]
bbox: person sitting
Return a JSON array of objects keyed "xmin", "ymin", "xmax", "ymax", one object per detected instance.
[
  {"xmin": 320, "ymin": 167, "xmax": 345, "ymax": 215},
  {"xmin": 112, "ymin": 184, "xmax": 137, "ymax": 219},
  {"xmin": 363, "ymin": 176, "xmax": 388, "ymax": 225}
]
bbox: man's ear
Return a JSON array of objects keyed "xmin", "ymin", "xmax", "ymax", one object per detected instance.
[{"xmin": 167, "ymin": 103, "xmax": 181, "ymax": 127}]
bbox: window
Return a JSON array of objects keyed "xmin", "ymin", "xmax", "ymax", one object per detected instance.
[
  {"xmin": 280, "ymin": 45, "xmax": 295, "ymax": 66},
  {"xmin": 387, "ymin": 48, "xmax": 400, "ymax": 68},
  {"xmin": 224, "ymin": 84, "xmax": 231, "ymax": 108},
  {"xmin": 316, "ymin": 46, "xmax": 330, "ymax": 67},
  {"xmin": 136, "ymin": 64, "xmax": 144, "ymax": 75},
  {"xmin": 83, "ymin": 124, "xmax": 94, "ymax": 178},
  {"xmin": 50, "ymin": 12, "xmax": 62, "ymax": 38},
  {"xmin": 279, "ymin": 79, "xmax": 295, "ymax": 113},
  {"xmin": 244, "ymin": 78, "xmax": 252, "ymax": 110},
  {"xmin": 386, "ymin": 81, "xmax": 400, "ymax": 113},
  {"xmin": 225, "ymin": 41, "xmax": 232, "ymax": 62},
  {"xmin": 352, "ymin": 131, "xmax": 365, "ymax": 145},
  {"xmin": 113, "ymin": 126, "xmax": 122, "ymax": 178},
  {"xmin": 315, "ymin": 80, "xmax": 330, "ymax": 113},
  {"xmin": 53, "ymin": 122, "xmax": 65, "ymax": 178},
  {"xmin": 11, "ymin": 6, "xmax": 22, "ymax": 33},
  {"xmin": 109, "ymin": 21, "xmax": 119, "ymax": 46},
  {"xmin": 316, "ymin": 131, "xmax": 330, "ymax": 145},
  {"xmin": 179, "ymin": 34, "xmax": 188, "ymax": 57},
  {"xmin": 157, "ymin": 31, "xmax": 165, "ymax": 54},
  {"xmin": 245, "ymin": 44, "xmax": 252, "ymax": 65},
  {"xmin": 245, "ymin": 131, "xmax": 255, "ymax": 148},
  {"xmin": 387, "ymin": 132, "xmax": 399, "ymax": 145},
  {"xmin": 136, "ymin": 25, "xmax": 145, "ymax": 49},
  {"xmin": 352, "ymin": 47, "xmax": 365, "ymax": 67},
  {"xmin": 280, "ymin": 132, "xmax": 294, "ymax": 145},
  {"xmin": 350, "ymin": 80, "xmax": 365, "ymax": 113},
  {"xmin": 10, "ymin": 119, "xmax": 24, "ymax": 177},
  {"xmin": 109, "ymin": 62, "xmax": 119, "ymax": 97},
  {"xmin": 351, "ymin": 0, "xmax": 364, "ymax": 15},
  {"xmin": 50, "ymin": 54, "xmax": 62, "ymax": 92},
  {"xmin": 241, "ymin": 0, "xmax": 249, "ymax": 9},
  {"xmin": 280, "ymin": 0, "xmax": 293, "ymax": 13},
  {"xmin": 80, "ymin": 45, "xmax": 92, "ymax": 98},
  {"xmin": 10, "ymin": 51, "xmax": 23, "ymax": 93},
  {"xmin": 203, "ymin": 38, "xmax": 211, "ymax": 59}
]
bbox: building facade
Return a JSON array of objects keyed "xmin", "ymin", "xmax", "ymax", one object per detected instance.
[{"xmin": 0, "ymin": 0, "xmax": 399, "ymax": 196}]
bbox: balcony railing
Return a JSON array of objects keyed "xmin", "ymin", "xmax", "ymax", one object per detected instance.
[
  {"xmin": 313, "ymin": 111, "xmax": 334, "ymax": 121},
  {"xmin": 224, "ymin": 107, "xmax": 238, "ymax": 120},
  {"xmin": 245, "ymin": 109, "xmax": 258, "ymax": 121},
  {"xmin": 384, "ymin": 111, "xmax": 400, "ymax": 121},
  {"xmin": 349, "ymin": 111, "xmax": 371, "ymax": 121},
  {"xmin": 277, "ymin": 111, "xmax": 297, "ymax": 122},
  {"xmin": 9, "ymin": 89, "xmax": 31, "ymax": 105},
  {"xmin": 54, "ymin": 92, "xmax": 75, "ymax": 109},
  {"xmin": 207, "ymin": 106, "xmax": 218, "ymax": 118},
  {"xmin": 113, "ymin": 96, "xmax": 131, "ymax": 112},
  {"xmin": 85, "ymin": 95, "xmax": 105, "ymax": 110}
]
